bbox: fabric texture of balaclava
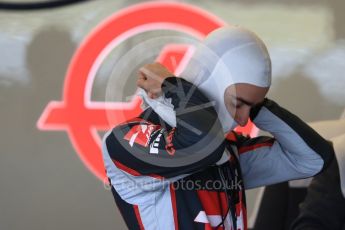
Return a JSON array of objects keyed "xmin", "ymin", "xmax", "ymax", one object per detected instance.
[{"xmin": 137, "ymin": 26, "xmax": 272, "ymax": 133}]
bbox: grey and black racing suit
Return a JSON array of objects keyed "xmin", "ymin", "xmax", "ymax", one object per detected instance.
[{"xmin": 102, "ymin": 76, "xmax": 334, "ymax": 230}]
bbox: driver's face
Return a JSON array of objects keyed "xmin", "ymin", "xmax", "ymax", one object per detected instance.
[{"xmin": 224, "ymin": 83, "xmax": 269, "ymax": 127}]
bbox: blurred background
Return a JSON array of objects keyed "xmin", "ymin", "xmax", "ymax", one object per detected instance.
[{"xmin": 1, "ymin": 0, "xmax": 344, "ymax": 229}]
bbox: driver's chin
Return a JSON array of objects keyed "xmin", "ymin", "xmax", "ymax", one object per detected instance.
[
  {"xmin": 233, "ymin": 116, "xmax": 249, "ymax": 127},
  {"xmin": 237, "ymin": 121, "xmax": 248, "ymax": 127}
]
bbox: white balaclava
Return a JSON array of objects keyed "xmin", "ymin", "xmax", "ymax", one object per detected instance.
[{"xmin": 137, "ymin": 26, "xmax": 272, "ymax": 133}]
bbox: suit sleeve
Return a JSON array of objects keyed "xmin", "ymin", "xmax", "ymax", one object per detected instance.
[
  {"xmin": 236, "ymin": 98, "xmax": 334, "ymax": 189},
  {"xmin": 103, "ymin": 76, "xmax": 225, "ymax": 179},
  {"xmin": 290, "ymin": 159, "xmax": 345, "ymax": 230}
]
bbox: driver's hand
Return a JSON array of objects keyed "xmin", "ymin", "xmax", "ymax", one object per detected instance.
[{"xmin": 137, "ymin": 63, "xmax": 173, "ymax": 99}]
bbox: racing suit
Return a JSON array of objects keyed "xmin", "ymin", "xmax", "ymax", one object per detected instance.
[
  {"xmin": 291, "ymin": 158, "xmax": 345, "ymax": 230},
  {"xmin": 102, "ymin": 76, "xmax": 334, "ymax": 230}
]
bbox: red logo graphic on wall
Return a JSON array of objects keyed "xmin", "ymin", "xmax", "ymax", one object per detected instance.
[{"xmin": 37, "ymin": 2, "xmax": 257, "ymax": 181}]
